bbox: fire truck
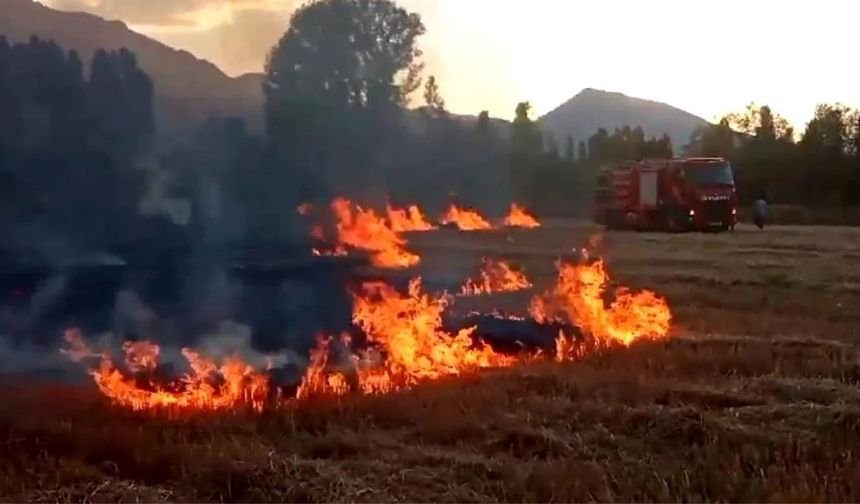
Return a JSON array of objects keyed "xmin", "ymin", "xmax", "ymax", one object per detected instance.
[{"xmin": 593, "ymin": 157, "xmax": 738, "ymax": 232}]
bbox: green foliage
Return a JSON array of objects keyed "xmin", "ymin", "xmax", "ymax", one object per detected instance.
[
  {"xmin": 265, "ymin": 0, "xmax": 426, "ymax": 116},
  {"xmin": 583, "ymin": 125, "xmax": 673, "ymax": 166},
  {"xmin": 545, "ymin": 134, "xmax": 560, "ymax": 159},
  {"xmin": 688, "ymin": 118, "xmax": 736, "ymax": 158},
  {"xmin": 423, "ymin": 75, "xmax": 446, "ymax": 115},
  {"xmin": 687, "ymin": 102, "xmax": 860, "ymax": 206},
  {"xmin": 564, "ymin": 136, "xmax": 575, "ymax": 161},
  {"xmin": 510, "ymin": 102, "xmax": 543, "ymax": 159},
  {"xmin": 0, "ymin": 36, "xmax": 157, "ymax": 252}
]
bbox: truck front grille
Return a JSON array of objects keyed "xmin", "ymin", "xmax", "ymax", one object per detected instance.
[{"xmin": 703, "ymin": 200, "xmax": 730, "ymax": 223}]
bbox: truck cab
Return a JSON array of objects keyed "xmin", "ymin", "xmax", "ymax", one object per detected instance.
[{"xmin": 666, "ymin": 158, "xmax": 738, "ymax": 231}]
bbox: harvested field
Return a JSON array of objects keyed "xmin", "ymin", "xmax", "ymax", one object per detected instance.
[{"xmin": 2, "ymin": 222, "xmax": 859, "ymax": 502}]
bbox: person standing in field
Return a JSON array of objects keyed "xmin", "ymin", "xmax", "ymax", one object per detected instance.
[{"xmin": 754, "ymin": 191, "xmax": 768, "ymax": 229}]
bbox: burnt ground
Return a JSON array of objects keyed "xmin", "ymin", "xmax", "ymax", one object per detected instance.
[{"xmin": 1, "ymin": 222, "xmax": 859, "ymax": 502}]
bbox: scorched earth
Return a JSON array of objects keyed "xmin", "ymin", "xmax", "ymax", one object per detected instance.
[{"xmin": 1, "ymin": 220, "xmax": 858, "ymax": 502}]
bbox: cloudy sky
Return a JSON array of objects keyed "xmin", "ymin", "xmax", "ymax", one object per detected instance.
[{"xmin": 41, "ymin": 0, "xmax": 860, "ymax": 128}]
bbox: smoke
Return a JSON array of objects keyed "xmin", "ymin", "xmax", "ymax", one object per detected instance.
[
  {"xmin": 0, "ymin": 335, "xmax": 75, "ymax": 378},
  {"xmin": 196, "ymin": 320, "xmax": 305, "ymax": 369}
]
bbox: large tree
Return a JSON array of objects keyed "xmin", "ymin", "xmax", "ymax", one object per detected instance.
[
  {"xmin": 800, "ymin": 104, "xmax": 856, "ymax": 204},
  {"xmin": 265, "ymin": 0, "xmax": 425, "ymax": 120},
  {"xmin": 264, "ymin": 0, "xmax": 426, "ymax": 199}
]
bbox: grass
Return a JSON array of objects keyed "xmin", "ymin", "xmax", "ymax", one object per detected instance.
[{"xmin": 2, "ymin": 222, "xmax": 859, "ymax": 502}]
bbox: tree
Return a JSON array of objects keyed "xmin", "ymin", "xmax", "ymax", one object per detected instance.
[
  {"xmin": 545, "ymin": 134, "xmax": 559, "ymax": 159},
  {"xmin": 508, "ymin": 102, "xmax": 543, "ymax": 200},
  {"xmin": 265, "ymin": 0, "xmax": 426, "ymax": 119},
  {"xmin": 726, "ymin": 103, "xmax": 793, "ymax": 141},
  {"xmin": 564, "ymin": 136, "xmax": 575, "ymax": 161},
  {"xmin": 264, "ymin": 0, "xmax": 427, "ymax": 199},
  {"xmin": 688, "ymin": 117, "xmax": 736, "ymax": 158},
  {"xmin": 510, "ymin": 102, "xmax": 542, "ymax": 160},
  {"xmin": 800, "ymin": 104, "xmax": 855, "ymax": 204},
  {"xmin": 88, "ymin": 48, "xmax": 154, "ymax": 159},
  {"xmin": 423, "ymin": 75, "xmax": 445, "ymax": 115},
  {"xmin": 587, "ymin": 128, "xmax": 610, "ymax": 165},
  {"xmin": 0, "ymin": 38, "xmax": 157, "ymax": 253}
]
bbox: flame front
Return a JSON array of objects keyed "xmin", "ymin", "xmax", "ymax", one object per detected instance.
[
  {"xmin": 461, "ymin": 259, "xmax": 533, "ymax": 296},
  {"xmin": 504, "ymin": 203, "xmax": 541, "ymax": 228},
  {"xmin": 530, "ymin": 259, "xmax": 671, "ymax": 347},
  {"xmin": 386, "ymin": 204, "xmax": 437, "ymax": 232},
  {"xmin": 331, "ymin": 198, "xmax": 420, "ymax": 269},
  {"xmin": 62, "ymin": 250, "xmax": 673, "ymax": 413},
  {"xmin": 295, "ymin": 335, "xmax": 353, "ymax": 399},
  {"xmin": 439, "ymin": 204, "xmax": 493, "ymax": 231},
  {"xmin": 62, "ymin": 330, "xmax": 271, "ymax": 412},
  {"xmin": 352, "ymin": 279, "xmax": 514, "ymax": 389}
]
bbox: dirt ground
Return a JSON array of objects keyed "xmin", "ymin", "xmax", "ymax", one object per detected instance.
[{"xmin": 1, "ymin": 222, "xmax": 859, "ymax": 502}]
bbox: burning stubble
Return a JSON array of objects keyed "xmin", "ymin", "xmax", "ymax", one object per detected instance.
[{"xmin": 61, "ymin": 253, "xmax": 672, "ymax": 413}]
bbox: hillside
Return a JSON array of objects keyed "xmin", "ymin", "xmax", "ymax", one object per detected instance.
[
  {"xmin": 540, "ymin": 88, "xmax": 709, "ymax": 151},
  {"xmin": 0, "ymin": 0, "xmax": 264, "ymax": 147}
]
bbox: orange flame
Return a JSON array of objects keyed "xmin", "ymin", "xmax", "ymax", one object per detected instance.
[
  {"xmin": 351, "ymin": 279, "xmax": 514, "ymax": 390},
  {"xmin": 439, "ymin": 204, "xmax": 493, "ymax": 231},
  {"xmin": 331, "ymin": 198, "xmax": 420, "ymax": 269},
  {"xmin": 386, "ymin": 204, "xmax": 437, "ymax": 232},
  {"xmin": 504, "ymin": 203, "xmax": 541, "ymax": 228},
  {"xmin": 296, "ymin": 335, "xmax": 352, "ymax": 400},
  {"xmin": 530, "ymin": 259, "xmax": 671, "ymax": 347},
  {"xmin": 461, "ymin": 259, "xmax": 533, "ymax": 296},
  {"xmin": 122, "ymin": 340, "xmax": 159, "ymax": 373},
  {"xmin": 62, "ymin": 330, "xmax": 271, "ymax": 412},
  {"xmin": 62, "ymin": 252, "xmax": 675, "ymax": 413}
]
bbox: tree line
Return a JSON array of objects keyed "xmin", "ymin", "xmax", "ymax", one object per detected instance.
[
  {"xmin": 0, "ymin": 35, "xmax": 163, "ymax": 259},
  {"xmin": 687, "ymin": 104, "xmax": 860, "ymax": 205},
  {"xmin": 2, "ymin": 0, "xmax": 860, "ymax": 266}
]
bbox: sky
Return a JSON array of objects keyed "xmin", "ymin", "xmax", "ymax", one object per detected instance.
[{"xmin": 41, "ymin": 0, "xmax": 860, "ymax": 129}]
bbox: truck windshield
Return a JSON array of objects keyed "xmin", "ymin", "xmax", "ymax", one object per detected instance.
[{"xmin": 685, "ymin": 163, "xmax": 734, "ymax": 186}]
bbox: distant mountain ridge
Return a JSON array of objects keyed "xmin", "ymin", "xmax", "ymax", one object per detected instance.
[
  {"xmin": 0, "ymin": 0, "xmax": 265, "ymax": 147},
  {"xmin": 539, "ymin": 88, "xmax": 710, "ymax": 151}
]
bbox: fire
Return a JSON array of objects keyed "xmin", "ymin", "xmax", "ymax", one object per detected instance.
[
  {"xmin": 297, "ymin": 202, "xmax": 313, "ymax": 216},
  {"xmin": 439, "ymin": 204, "xmax": 493, "ymax": 231},
  {"xmin": 530, "ymin": 259, "xmax": 671, "ymax": 347},
  {"xmin": 296, "ymin": 335, "xmax": 352, "ymax": 399},
  {"xmin": 330, "ymin": 198, "xmax": 420, "ymax": 269},
  {"xmin": 62, "ymin": 329, "xmax": 271, "ymax": 412},
  {"xmin": 386, "ymin": 204, "xmax": 437, "ymax": 232},
  {"xmin": 351, "ymin": 279, "xmax": 514, "ymax": 389},
  {"xmin": 312, "ymin": 245, "xmax": 348, "ymax": 257},
  {"xmin": 504, "ymin": 203, "xmax": 541, "ymax": 228},
  {"xmin": 461, "ymin": 259, "xmax": 533, "ymax": 296},
  {"xmin": 61, "ymin": 243, "xmax": 675, "ymax": 413}
]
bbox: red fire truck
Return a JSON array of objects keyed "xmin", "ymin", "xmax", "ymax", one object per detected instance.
[{"xmin": 593, "ymin": 157, "xmax": 738, "ymax": 232}]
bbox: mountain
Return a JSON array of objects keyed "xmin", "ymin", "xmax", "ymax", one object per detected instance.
[
  {"xmin": 0, "ymin": 0, "xmax": 264, "ymax": 147},
  {"xmin": 539, "ymin": 88, "xmax": 709, "ymax": 151}
]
